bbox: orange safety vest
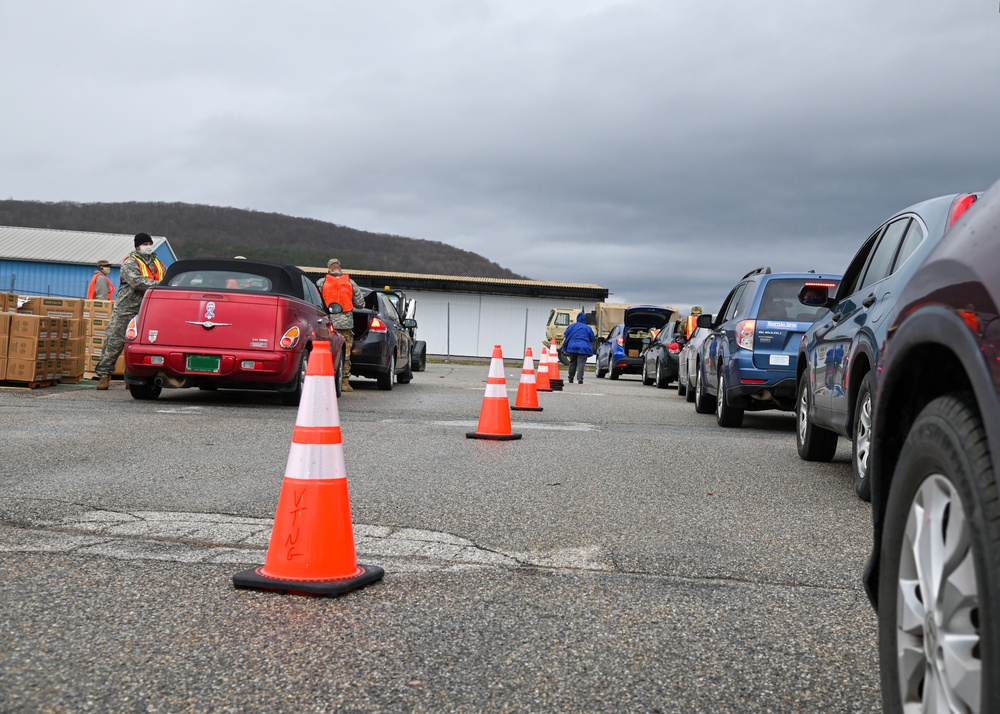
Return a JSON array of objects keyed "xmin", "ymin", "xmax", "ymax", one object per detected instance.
[
  {"xmin": 131, "ymin": 254, "xmax": 165, "ymax": 281},
  {"xmin": 686, "ymin": 315, "xmax": 698, "ymax": 338},
  {"xmin": 322, "ymin": 273, "xmax": 355, "ymax": 312},
  {"xmin": 87, "ymin": 272, "xmax": 116, "ymax": 300}
]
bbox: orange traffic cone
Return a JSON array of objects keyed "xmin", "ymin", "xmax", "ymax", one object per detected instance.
[
  {"xmin": 536, "ymin": 347, "xmax": 553, "ymax": 392},
  {"xmin": 511, "ymin": 347, "xmax": 543, "ymax": 412},
  {"xmin": 233, "ymin": 341, "xmax": 384, "ymax": 596},
  {"xmin": 467, "ymin": 345, "xmax": 522, "ymax": 440},
  {"xmin": 548, "ymin": 339, "xmax": 564, "ymax": 390}
]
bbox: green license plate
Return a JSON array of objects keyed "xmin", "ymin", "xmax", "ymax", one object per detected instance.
[{"xmin": 186, "ymin": 354, "xmax": 221, "ymax": 373}]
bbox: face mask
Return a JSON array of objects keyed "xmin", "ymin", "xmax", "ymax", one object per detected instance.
[{"xmin": 139, "ymin": 245, "xmax": 155, "ymax": 255}]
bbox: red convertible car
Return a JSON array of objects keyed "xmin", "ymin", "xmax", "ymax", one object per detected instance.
[{"xmin": 123, "ymin": 259, "xmax": 346, "ymax": 405}]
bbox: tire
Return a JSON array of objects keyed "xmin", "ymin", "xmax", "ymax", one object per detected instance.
[
  {"xmin": 685, "ymin": 369, "xmax": 696, "ymax": 403},
  {"xmin": 558, "ymin": 350, "xmax": 570, "ymax": 366},
  {"xmin": 878, "ymin": 393, "xmax": 998, "ymax": 714},
  {"xmin": 280, "ymin": 349, "xmax": 309, "ymax": 406},
  {"xmin": 377, "ymin": 354, "xmax": 395, "ymax": 391},
  {"xmin": 596, "ymin": 353, "xmax": 607, "ymax": 379},
  {"xmin": 796, "ymin": 375, "xmax": 837, "ymax": 461},
  {"xmin": 694, "ymin": 364, "xmax": 716, "ymax": 414},
  {"xmin": 609, "ymin": 359, "xmax": 620, "ymax": 380},
  {"xmin": 128, "ymin": 381, "xmax": 161, "ymax": 400},
  {"xmin": 677, "ymin": 380, "xmax": 687, "ymax": 397},
  {"xmin": 397, "ymin": 351, "xmax": 413, "ymax": 384},
  {"xmin": 411, "ymin": 341, "xmax": 427, "ymax": 372},
  {"xmin": 335, "ymin": 347, "xmax": 344, "ymax": 398},
  {"xmin": 642, "ymin": 360, "xmax": 654, "ymax": 385},
  {"xmin": 852, "ymin": 373, "xmax": 874, "ymax": 502},
  {"xmin": 655, "ymin": 359, "xmax": 669, "ymax": 389},
  {"xmin": 715, "ymin": 370, "xmax": 744, "ymax": 427}
]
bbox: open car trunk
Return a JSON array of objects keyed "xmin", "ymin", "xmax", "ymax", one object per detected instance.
[
  {"xmin": 351, "ymin": 308, "xmax": 376, "ymax": 340},
  {"xmin": 624, "ymin": 326, "xmax": 651, "ymax": 358}
]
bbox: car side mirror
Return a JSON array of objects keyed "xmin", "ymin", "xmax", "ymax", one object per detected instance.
[
  {"xmin": 696, "ymin": 314, "xmax": 713, "ymax": 328},
  {"xmin": 328, "ymin": 303, "xmax": 344, "ymax": 315},
  {"xmin": 798, "ymin": 285, "xmax": 829, "ymax": 307},
  {"xmin": 403, "ymin": 318, "xmax": 417, "ymax": 328}
]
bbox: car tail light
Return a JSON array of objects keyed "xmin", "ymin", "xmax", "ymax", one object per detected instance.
[
  {"xmin": 667, "ymin": 342, "xmax": 681, "ymax": 354},
  {"xmin": 741, "ymin": 378, "xmax": 768, "ymax": 384},
  {"xmin": 142, "ymin": 355, "xmax": 165, "ymax": 365},
  {"xmin": 369, "ymin": 317, "xmax": 388, "ymax": 333},
  {"xmin": 737, "ymin": 320, "xmax": 755, "ymax": 350},
  {"xmin": 804, "ymin": 281, "xmax": 838, "ymax": 289},
  {"xmin": 279, "ymin": 326, "xmax": 301, "ymax": 349},
  {"xmin": 125, "ymin": 317, "xmax": 138, "ymax": 341},
  {"xmin": 616, "ymin": 336, "xmax": 624, "ymax": 347},
  {"xmin": 947, "ymin": 194, "xmax": 977, "ymax": 228},
  {"xmin": 241, "ymin": 360, "xmax": 264, "ymax": 370}
]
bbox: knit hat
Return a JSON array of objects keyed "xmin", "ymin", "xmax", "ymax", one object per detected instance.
[{"xmin": 134, "ymin": 232, "xmax": 153, "ymax": 248}]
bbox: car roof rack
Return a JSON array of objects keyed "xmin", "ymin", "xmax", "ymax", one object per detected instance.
[{"xmin": 741, "ymin": 266, "xmax": 772, "ymax": 279}]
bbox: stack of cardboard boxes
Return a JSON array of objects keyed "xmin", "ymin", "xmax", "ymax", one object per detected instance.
[{"xmin": 0, "ymin": 294, "xmax": 121, "ymax": 385}]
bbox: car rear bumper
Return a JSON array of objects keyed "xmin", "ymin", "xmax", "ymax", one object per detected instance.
[
  {"xmin": 124, "ymin": 345, "xmax": 298, "ymax": 387},
  {"xmin": 350, "ymin": 336, "xmax": 391, "ymax": 375},
  {"xmin": 725, "ymin": 373, "xmax": 798, "ymax": 410}
]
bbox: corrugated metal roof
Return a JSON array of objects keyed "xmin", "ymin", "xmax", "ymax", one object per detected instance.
[
  {"xmin": 298, "ymin": 265, "xmax": 606, "ymax": 291},
  {"xmin": 0, "ymin": 226, "xmax": 172, "ymax": 266}
]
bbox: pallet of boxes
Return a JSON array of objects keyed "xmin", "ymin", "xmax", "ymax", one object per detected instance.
[
  {"xmin": 81, "ymin": 299, "xmax": 118, "ymax": 380},
  {"xmin": 0, "ymin": 294, "xmax": 119, "ymax": 388}
]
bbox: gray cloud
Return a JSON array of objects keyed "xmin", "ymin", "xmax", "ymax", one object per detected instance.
[{"xmin": 3, "ymin": 0, "xmax": 999, "ymax": 313}]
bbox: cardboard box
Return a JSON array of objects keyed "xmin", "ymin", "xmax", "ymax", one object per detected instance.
[
  {"xmin": 627, "ymin": 349, "xmax": 640, "ymax": 357},
  {"xmin": 0, "ymin": 293, "xmax": 5, "ymax": 313},
  {"xmin": 10, "ymin": 315, "xmax": 49, "ymax": 339},
  {"xmin": 7, "ymin": 337, "xmax": 43, "ymax": 360},
  {"xmin": 38, "ymin": 297, "xmax": 84, "ymax": 320},
  {"xmin": 63, "ymin": 337, "xmax": 84, "ymax": 359},
  {"xmin": 0, "ymin": 335, "xmax": 7, "ymax": 358},
  {"xmin": 84, "ymin": 299, "xmax": 115, "ymax": 320},
  {"xmin": 63, "ymin": 318, "xmax": 85, "ymax": 339},
  {"xmin": 114, "ymin": 353, "xmax": 125, "ymax": 376},
  {"xmin": 60, "ymin": 356, "xmax": 85, "ymax": 381},
  {"xmin": 85, "ymin": 354, "xmax": 102, "ymax": 372},
  {"xmin": 0, "ymin": 357, "xmax": 5, "ymax": 380},
  {"xmin": 84, "ymin": 336, "xmax": 105, "ymax": 356},
  {"xmin": 88, "ymin": 317, "xmax": 112, "ymax": 338},
  {"xmin": 0, "ymin": 313, "xmax": 8, "ymax": 336},
  {"xmin": 4, "ymin": 358, "xmax": 46, "ymax": 382}
]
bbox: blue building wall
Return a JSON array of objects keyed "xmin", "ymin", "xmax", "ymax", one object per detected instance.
[{"xmin": 0, "ymin": 254, "xmax": 177, "ymax": 299}]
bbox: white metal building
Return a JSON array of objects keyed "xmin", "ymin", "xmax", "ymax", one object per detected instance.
[{"xmin": 301, "ymin": 267, "xmax": 609, "ymax": 360}]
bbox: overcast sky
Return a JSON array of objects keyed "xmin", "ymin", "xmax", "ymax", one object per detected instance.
[{"xmin": 2, "ymin": 1, "xmax": 999, "ymax": 312}]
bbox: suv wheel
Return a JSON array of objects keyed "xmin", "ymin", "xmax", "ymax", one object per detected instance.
[
  {"xmin": 852, "ymin": 373, "xmax": 874, "ymax": 501},
  {"xmin": 796, "ymin": 376, "xmax": 837, "ymax": 461},
  {"xmin": 878, "ymin": 393, "xmax": 997, "ymax": 713},
  {"xmin": 715, "ymin": 370, "xmax": 744, "ymax": 427},
  {"xmin": 685, "ymin": 368, "xmax": 696, "ymax": 403},
  {"xmin": 694, "ymin": 364, "xmax": 716, "ymax": 414}
]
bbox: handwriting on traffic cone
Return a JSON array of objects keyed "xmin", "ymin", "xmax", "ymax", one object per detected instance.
[
  {"xmin": 511, "ymin": 347, "xmax": 543, "ymax": 411},
  {"xmin": 467, "ymin": 345, "xmax": 522, "ymax": 440},
  {"xmin": 233, "ymin": 340, "xmax": 384, "ymax": 596},
  {"xmin": 536, "ymin": 347, "xmax": 552, "ymax": 392}
]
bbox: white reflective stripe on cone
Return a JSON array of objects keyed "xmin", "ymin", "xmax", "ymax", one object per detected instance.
[
  {"xmin": 484, "ymin": 383, "xmax": 507, "ymax": 399},
  {"xmin": 521, "ymin": 373, "xmax": 536, "ymax": 384},
  {"xmin": 488, "ymin": 359, "xmax": 505, "ymax": 379},
  {"xmin": 284, "ymin": 443, "xmax": 348, "ymax": 480},
  {"xmin": 295, "ymin": 377, "xmax": 340, "ymax": 427}
]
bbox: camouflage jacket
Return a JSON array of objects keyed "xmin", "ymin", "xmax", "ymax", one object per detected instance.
[{"xmin": 116, "ymin": 251, "xmax": 164, "ymax": 314}]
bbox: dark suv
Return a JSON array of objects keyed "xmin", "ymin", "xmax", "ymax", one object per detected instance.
[
  {"xmin": 794, "ymin": 192, "xmax": 980, "ymax": 501},
  {"xmin": 694, "ymin": 267, "xmax": 840, "ymax": 428},
  {"xmin": 863, "ymin": 179, "xmax": 998, "ymax": 712}
]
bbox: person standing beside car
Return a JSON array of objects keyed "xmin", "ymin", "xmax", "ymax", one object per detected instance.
[
  {"xmin": 87, "ymin": 260, "xmax": 115, "ymax": 301},
  {"xmin": 561, "ymin": 311, "xmax": 596, "ymax": 384},
  {"xmin": 95, "ymin": 233, "xmax": 165, "ymax": 390},
  {"xmin": 317, "ymin": 258, "xmax": 364, "ymax": 392}
]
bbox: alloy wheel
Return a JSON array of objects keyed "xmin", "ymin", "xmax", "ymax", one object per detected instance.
[{"xmin": 855, "ymin": 391, "xmax": 872, "ymax": 480}]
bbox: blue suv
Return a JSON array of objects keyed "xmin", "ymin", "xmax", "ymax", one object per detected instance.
[{"xmin": 694, "ymin": 267, "xmax": 841, "ymax": 428}]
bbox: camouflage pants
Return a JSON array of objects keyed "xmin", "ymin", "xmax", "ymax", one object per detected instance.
[
  {"xmin": 338, "ymin": 329, "xmax": 354, "ymax": 380},
  {"xmin": 95, "ymin": 307, "xmax": 138, "ymax": 378}
]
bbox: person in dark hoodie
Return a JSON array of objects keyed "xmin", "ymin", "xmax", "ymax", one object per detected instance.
[{"xmin": 561, "ymin": 311, "xmax": 596, "ymax": 384}]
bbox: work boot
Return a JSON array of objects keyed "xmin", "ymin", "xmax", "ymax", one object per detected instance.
[
  {"xmin": 341, "ymin": 379, "xmax": 353, "ymax": 392},
  {"xmin": 96, "ymin": 376, "xmax": 110, "ymax": 390}
]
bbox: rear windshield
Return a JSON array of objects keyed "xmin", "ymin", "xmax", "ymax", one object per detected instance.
[
  {"xmin": 167, "ymin": 270, "xmax": 273, "ymax": 292},
  {"xmin": 757, "ymin": 279, "xmax": 838, "ymax": 322}
]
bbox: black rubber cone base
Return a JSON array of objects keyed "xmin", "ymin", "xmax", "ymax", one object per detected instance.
[
  {"xmin": 510, "ymin": 406, "xmax": 543, "ymax": 411},
  {"xmin": 466, "ymin": 431, "xmax": 522, "ymax": 440},
  {"xmin": 233, "ymin": 563, "xmax": 384, "ymax": 597}
]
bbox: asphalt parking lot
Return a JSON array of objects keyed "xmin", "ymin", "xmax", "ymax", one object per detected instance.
[{"xmin": 0, "ymin": 361, "xmax": 880, "ymax": 712}]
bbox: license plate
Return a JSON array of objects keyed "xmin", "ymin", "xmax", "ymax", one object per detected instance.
[
  {"xmin": 769, "ymin": 354, "xmax": 790, "ymax": 366},
  {"xmin": 187, "ymin": 354, "xmax": 221, "ymax": 372}
]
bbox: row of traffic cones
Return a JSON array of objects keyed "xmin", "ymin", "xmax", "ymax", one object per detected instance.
[{"xmin": 466, "ymin": 340, "xmax": 566, "ymax": 440}]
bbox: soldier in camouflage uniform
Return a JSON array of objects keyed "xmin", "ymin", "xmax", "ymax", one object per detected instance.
[
  {"xmin": 316, "ymin": 258, "xmax": 364, "ymax": 392},
  {"xmin": 95, "ymin": 233, "xmax": 165, "ymax": 390}
]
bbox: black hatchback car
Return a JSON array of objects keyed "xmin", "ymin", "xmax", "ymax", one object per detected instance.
[{"xmin": 864, "ymin": 178, "xmax": 999, "ymax": 712}]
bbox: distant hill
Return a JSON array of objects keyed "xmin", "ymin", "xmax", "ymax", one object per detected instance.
[{"xmin": 0, "ymin": 200, "xmax": 526, "ymax": 279}]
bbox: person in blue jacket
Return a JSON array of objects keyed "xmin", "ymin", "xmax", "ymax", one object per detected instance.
[{"xmin": 561, "ymin": 312, "xmax": 596, "ymax": 384}]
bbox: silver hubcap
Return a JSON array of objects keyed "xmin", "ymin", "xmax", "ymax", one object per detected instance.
[
  {"xmin": 716, "ymin": 373, "xmax": 724, "ymax": 419},
  {"xmin": 855, "ymin": 391, "xmax": 872, "ymax": 481},
  {"xmin": 897, "ymin": 474, "xmax": 981, "ymax": 712},
  {"xmin": 798, "ymin": 385, "xmax": 809, "ymax": 444}
]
